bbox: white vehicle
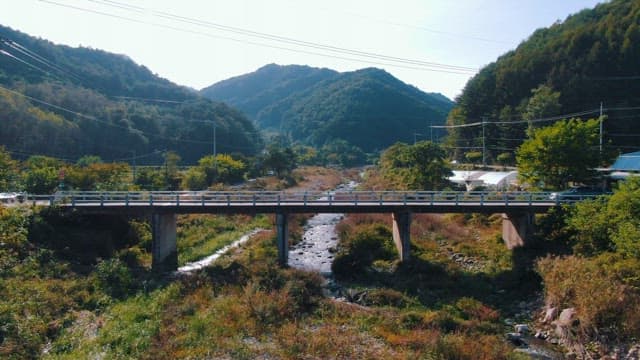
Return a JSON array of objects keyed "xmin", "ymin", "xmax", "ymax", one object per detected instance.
[{"xmin": 0, "ymin": 192, "xmax": 25, "ymax": 205}]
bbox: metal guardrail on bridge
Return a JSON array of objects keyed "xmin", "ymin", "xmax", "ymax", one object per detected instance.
[{"xmin": 23, "ymin": 190, "xmax": 604, "ymax": 208}]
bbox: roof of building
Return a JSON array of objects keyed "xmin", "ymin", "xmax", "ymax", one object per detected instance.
[
  {"xmin": 610, "ymin": 151, "xmax": 640, "ymax": 171},
  {"xmin": 478, "ymin": 171, "xmax": 518, "ymax": 186}
]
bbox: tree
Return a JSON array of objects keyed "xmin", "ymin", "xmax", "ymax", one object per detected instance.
[
  {"xmin": 0, "ymin": 147, "xmax": 18, "ymax": 191},
  {"xmin": 134, "ymin": 168, "xmax": 165, "ymax": 191},
  {"xmin": 163, "ymin": 151, "xmax": 181, "ymax": 191},
  {"xmin": 496, "ymin": 152, "xmax": 514, "ymax": 166},
  {"xmin": 523, "ymin": 85, "xmax": 561, "ymax": 131},
  {"xmin": 379, "ymin": 141, "xmax": 452, "ymax": 190},
  {"xmin": 263, "ymin": 144, "xmax": 297, "ymax": 178},
  {"xmin": 320, "ymin": 139, "xmax": 366, "ymax": 168},
  {"xmin": 464, "ymin": 151, "xmax": 483, "ymax": 165},
  {"xmin": 569, "ymin": 177, "xmax": 640, "ymax": 259},
  {"xmin": 65, "ymin": 163, "xmax": 130, "ymax": 191},
  {"xmin": 197, "ymin": 154, "xmax": 246, "ymax": 185},
  {"xmin": 22, "ymin": 156, "xmax": 61, "ymax": 194},
  {"xmin": 516, "ymin": 118, "xmax": 605, "ymax": 190},
  {"xmin": 76, "ymin": 155, "xmax": 102, "ymax": 167}
]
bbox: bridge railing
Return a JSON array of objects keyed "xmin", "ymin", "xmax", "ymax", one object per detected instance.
[{"xmin": 19, "ymin": 190, "xmax": 609, "ymax": 208}]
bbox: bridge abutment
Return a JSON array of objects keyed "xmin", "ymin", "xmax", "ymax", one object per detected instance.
[
  {"xmin": 502, "ymin": 212, "xmax": 535, "ymax": 249},
  {"xmin": 392, "ymin": 212, "xmax": 411, "ymax": 261},
  {"xmin": 276, "ymin": 213, "xmax": 289, "ymax": 266},
  {"xmin": 151, "ymin": 213, "xmax": 178, "ymax": 271}
]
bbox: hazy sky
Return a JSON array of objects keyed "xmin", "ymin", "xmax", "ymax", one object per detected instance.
[{"xmin": 2, "ymin": 0, "xmax": 603, "ymax": 99}]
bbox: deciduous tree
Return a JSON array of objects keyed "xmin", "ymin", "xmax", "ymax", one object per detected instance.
[
  {"xmin": 516, "ymin": 118, "xmax": 604, "ymax": 189},
  {"xmin": 379, "ymin": 141, "xmax": 452, "ymax": 190}
]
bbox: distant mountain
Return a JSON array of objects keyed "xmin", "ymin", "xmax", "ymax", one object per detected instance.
[
  {"xmin": 201, "ymin": 64, "xmax": 453, "ymax": 152},
  {"xmin": 446, "ymin": 0, "xmax": 640, "ymax": 161},
  {"xmin": 201, "ymin": 64, "xmax": 339, "ymax": 123},
  {"xmin": 0, "ymin": 25, "xmax": 261, "ymax": 164}
]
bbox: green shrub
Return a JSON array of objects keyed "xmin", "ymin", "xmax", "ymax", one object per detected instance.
[
  {"xmin": 332, "ymin": 224, "xmax": 397, "ymax": 277},
  {"xmin": 94, "ymin": 258, "xmax": 134, "ymax": 299},
  {"xmin": 361, "ymin": 288, "xmax": 414, "ymax": 307}
]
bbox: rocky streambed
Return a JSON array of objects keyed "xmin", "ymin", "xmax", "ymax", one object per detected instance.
[{"xmin": 287, "ymin": 181, "xmax": 357, "ymax": 276}]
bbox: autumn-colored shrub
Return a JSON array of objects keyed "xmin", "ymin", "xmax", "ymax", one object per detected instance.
[{"xmin": 536, "ymin": 253, "xmax": 640, "ymax": 340}]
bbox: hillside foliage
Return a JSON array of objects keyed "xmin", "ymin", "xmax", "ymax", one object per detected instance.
[
  {"xmin": 0, "ymin": 25, "xmax": 261, "ymax": 164},
  {"xmin": 202, "ymin": 64, "xmax": 454, "ymax": 153},
  {"xmin": 446, "ymin": 0, "xmax": 640, "ymax": 162}
]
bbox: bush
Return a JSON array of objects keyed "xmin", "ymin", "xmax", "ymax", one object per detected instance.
[
  {"xmin": 332, "ymin": 224, "xmax": 397, "ymax": 277},
  {"xmin": 94, "ymin": 258, "xmax": 134, "ymax": 299},
  {"xmin": 536, "ymin": 254, "xmax": 640, "ymax": 340}
]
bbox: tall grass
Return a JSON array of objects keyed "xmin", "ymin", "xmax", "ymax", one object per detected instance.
[{"xmin": 177, "ymin": 214, "xmax": 270, "ymax": 265}]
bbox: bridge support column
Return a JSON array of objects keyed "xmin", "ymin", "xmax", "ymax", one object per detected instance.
[
  {"xmin": 502, "ymin": 212, "xmax": 535, "ymax": 249},
  {"xmin": 392, "ymin": 212, "xmax": 411, "ymax": 261},
  {"xmin": 151, "ymin": 213, "xmax": 177, "ymax": 271},
  {"xmin": 276, "ymin": 213, "xmax": 289, "ymax": 267}
]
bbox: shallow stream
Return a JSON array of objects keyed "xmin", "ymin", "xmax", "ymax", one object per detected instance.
[{"xmin": 287, "ymin": 181, "xmax": 357, "ymax": 276}]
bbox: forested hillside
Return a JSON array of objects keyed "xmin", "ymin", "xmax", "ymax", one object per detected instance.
[
  {"xmin": 0, "ymin": 25, "xmax": 261, "ymax": 164},
  {"xmin": 200, "ymin": 64, "xmax": 339, "ymax": 124},
  {"xmin": 447, "ymin": 0, "xmax": 640, "ymax": 162},
  {"xmin": 202, "ymin": 65, "xmax": 453, "ymax": 153}
]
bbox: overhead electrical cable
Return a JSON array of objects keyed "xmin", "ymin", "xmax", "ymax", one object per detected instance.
[
  {"xmin": 0, "ymin": 84, "xmax": 255, "ymax": 150},
  {"xmin": 94, "ymin": 0, "xmax": 477, "ymax": 71},
  {"xmin": 1, "ymin": 39, "xmax": 84, "ymax": 82},
  {"xmin": 431, "ymin": 109, "xmax": 602, "ymax": 129},
  {"xmin": 0, "ymin": 48, "xmax": 58, "ymax": 77},
  {"xmin": 39, "ymin": 0, "xmax": 477, "ymax": 74}
]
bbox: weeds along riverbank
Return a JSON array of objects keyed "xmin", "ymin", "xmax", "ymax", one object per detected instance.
[{"xmin": 3, "ymin": 167, "xmax": 639, "ymax": 358}]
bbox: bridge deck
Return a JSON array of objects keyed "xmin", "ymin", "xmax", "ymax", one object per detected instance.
[{"xmin": 25, "ymin": 190, "xmax": 578, "ymax": 214}]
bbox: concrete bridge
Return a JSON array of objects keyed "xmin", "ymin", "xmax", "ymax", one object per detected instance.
[{"xmin": 28, "ymin": 190, "xmax": 584, "ymax": 271}]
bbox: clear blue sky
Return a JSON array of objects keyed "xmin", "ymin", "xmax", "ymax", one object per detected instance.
[{"xmin": 1, "ymin": 0, "xmax": 604, "ymax": 99}]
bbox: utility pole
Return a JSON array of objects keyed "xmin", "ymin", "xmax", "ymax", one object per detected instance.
[
  {"xmin": 482, "ymin": 116, "xmax": 486, "ymax": 167},
  {"xmin": 132, "ymin": 150, "xmax": 136, "ymax": 182},
  {"xmin": 599, "ymin": 102, "xmax": 603, "ymax": 154},
  {"xmin": 212, "ymin": 120, "xmax": 217, "ymax": 177}
]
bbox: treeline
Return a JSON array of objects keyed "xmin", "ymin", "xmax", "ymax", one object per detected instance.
[
  {"xmin": 0, "ymin": 138, "xmax": 370, "ymax": 193},
  {"xmin": 0, "ymin": 146, "xmax": 283, "ymax": 193},
  {"xmin": 0, "ymin": 25, "xmax": 261, "ymax": 164},
  {"xmin": 446, "ymin": 0, "xmax": 640, "ymax": 162}
]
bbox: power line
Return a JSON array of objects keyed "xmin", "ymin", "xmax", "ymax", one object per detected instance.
[
  {"xmin": 0, "ymin": 48, "xmax": 59, "ymax": 78},
  {"xmin": 431, "ymin": 108, "xmax": 602, "ymax": 129},
  {"xmin": 39, "ymin": 0, "xmax": 477, "ymax": 75},
  {"xmin": 109, "ymin": 95, "xmax": 189, "ymax": 104},
  {"xmin": 1, "ymin": 38, "xmax": 84, "ymax": 82},
  {"xmin": 0, "ymin": 84, "xmax": 258, "ymax": 150}
]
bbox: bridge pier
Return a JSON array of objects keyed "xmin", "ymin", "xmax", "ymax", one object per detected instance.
[
  {"xmin": 502, "ymin": 212, "xmax": 535, "ymax": 249},
  {"xmin": 392, "ymin": 212, "xmax": 411, "ymax": 261},
  {"xmin": 151, "ymin": 213, "xmax": 178, "ymax": 271},
  {"xmin": 276, "ymin": 213, "xmax": 289, "ymax": 266}
]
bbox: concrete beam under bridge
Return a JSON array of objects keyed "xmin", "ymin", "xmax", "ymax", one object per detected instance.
[
  {"xmin": 151, "ymin": 213, "xmax": 177, "ymax": 271},
  {"xmin": 502, "ymin": 212, "xmax": 535, "ymax": 249},
  {"xmin": 392, "ymin": 212, "xmax": 411, "ymax": 261}
]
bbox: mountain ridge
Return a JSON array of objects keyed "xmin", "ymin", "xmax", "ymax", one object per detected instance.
[{"xmin": 201, "ymin": 64, "xmax": 454, "ymax": 152}]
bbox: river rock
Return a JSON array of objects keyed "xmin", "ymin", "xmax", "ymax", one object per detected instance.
[
  {"xmin": 555, "ymin": 308, "xmax": 577, "ymax": 327},
  {"xmin": 627, "ymin": 344, "xmax": 640, "ymax": 360},
  {"xmin": 506, "ymin": 332, "xmax": 527, "ymax": 347},
  {"xmin": 553, "ymin": 307, "xmax": 578, "ymax": 342},
  {"xmin": 534, "ymin": 330, "xmax": 548, "ymax": 340},
  {"xmin": 541, "ymin": 306, "xmax": 558, "ymax": 323},
  {"xmin": 514, "ymin": 324, "xmax": 530, "ymax": 334}
]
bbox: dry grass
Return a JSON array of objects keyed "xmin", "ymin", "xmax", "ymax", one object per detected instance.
[{"xmin": 289, "ymin": 166, "xmax": 343, "ymax": 192}]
